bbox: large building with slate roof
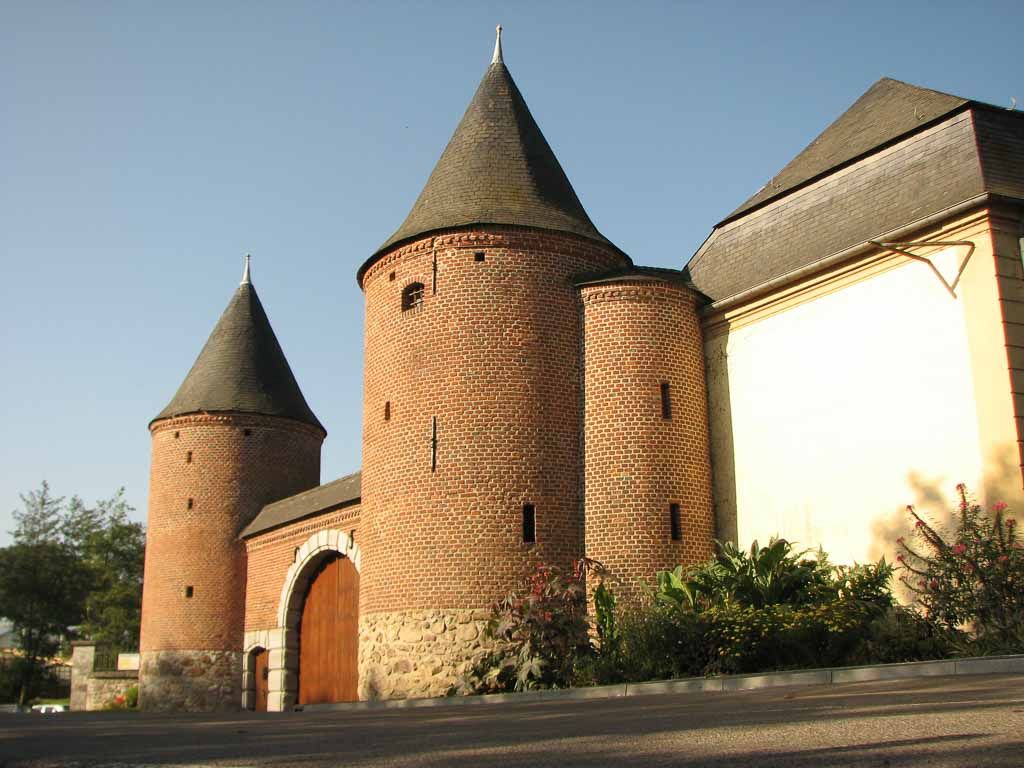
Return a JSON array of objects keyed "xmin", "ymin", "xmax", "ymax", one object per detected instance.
[{"xmin": 138, "ymin": 29, "xmax": 1024, "ymax": 712}]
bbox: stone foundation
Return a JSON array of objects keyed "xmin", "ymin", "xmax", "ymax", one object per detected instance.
[
  {"xmin": 139, "ymin": 650, "xmax": 242, "ymax": 712},
  {"xmin": 358, "ymin": 609, "xmax": 492, "ymax": 700}
]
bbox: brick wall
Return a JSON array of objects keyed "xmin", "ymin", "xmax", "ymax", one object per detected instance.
[
  {"xmin": 140, "ymin": 413, "xmax": 322, "ymax": 654},
  {"xmin": 359, "ymin": 226, "xmax": 626, "ymax": 616},
  {"xmin": 580, "ymin": 277, "xmax": 714, "ymax": 600},
  {"xmin": 243, "ymin": 504, "xmax": 361, "ymax": 632}
]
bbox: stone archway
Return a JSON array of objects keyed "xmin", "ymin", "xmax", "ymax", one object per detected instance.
[{"xmin": 269, "ymin": 529, "xmax": 361, "ymax": 710}]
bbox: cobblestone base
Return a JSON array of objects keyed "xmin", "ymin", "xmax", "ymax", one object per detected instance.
[
  {"xmin": 139, "ymin": 650, "xmax": 242, "ymax": 712},
  {"xmin": 358, "ymin": 609, "xmax": 492, "ymax": 700}
]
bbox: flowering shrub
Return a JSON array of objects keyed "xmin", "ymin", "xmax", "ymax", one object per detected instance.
[
  {"xmin": 463, "ymin": 559, "xmax": 604, "ymax": 693},
  {"xmin": 897, "ymin": 485, "xmax": 1023, "ymax": 652}
]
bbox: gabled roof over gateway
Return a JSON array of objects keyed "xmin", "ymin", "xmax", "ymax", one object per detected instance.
[
  {"xmin": 241, "ymin": 471, "xmax": 361, "ymax": 539},
  {"xmin": 153, "ymin": 258, "xmax": 324, "ymax": 433},
  {"xmin": 361, "ymin": 28, "xmax": 619, "ymax": 284}
]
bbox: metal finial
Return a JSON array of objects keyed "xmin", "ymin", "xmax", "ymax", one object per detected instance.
[
  {"xmin": 241, "ymin": 254, "xmax": 251, "ymax": 285},
  {"xmin": 492, "ymin": 24, "xmax": 503, "ymax": 64}
]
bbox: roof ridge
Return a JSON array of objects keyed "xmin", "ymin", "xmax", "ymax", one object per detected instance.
[{"xmin": 719, "ymin": 76, "xmax": 969, "ymax": 224}]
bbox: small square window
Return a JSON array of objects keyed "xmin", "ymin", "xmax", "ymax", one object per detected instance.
[
  {"xmin": 402, "ymin": 283, "xmax": 425, "ymax": 312},
  {"xmin": 243, "ymin": 428, "xmax": 252, "ymax": 436},
  {"xmin": 389, "ymin": 271, "xmax": 396, "ymax": 281},
  {"xmin": 384, "ymin": 401, "xmax": 391, "ymax": 421},
  {"xmin": 184, "ymin": 586, "xmax": 194, "ymax": 598},
  {"xmin": 474, "ymin": 251, "xmax": 486, "ymax": 262},
  {"xmin": 187, "ymin": 498, "xmax": 194, "ymax": 510},
  {"xmin": 174, "ymin": 431, "xmax": 180, "ymax": 439},
  {"xmin": 186, "ymin": 450, "xmax": 193, "ymax": 464}
]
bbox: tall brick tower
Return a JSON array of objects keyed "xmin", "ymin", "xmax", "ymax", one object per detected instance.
[
  {"xmin": 355, "ymin": 28, "xmax": 629, "ymax": 699},
  {"xmin": 140, "ymin": 259, "xmax": 325, "ymax": 711}
]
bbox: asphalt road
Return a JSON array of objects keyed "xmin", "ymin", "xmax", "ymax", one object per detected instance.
[{"xmin": 2, "ymin": 674, "xmax": 1022, "ymax": 767}]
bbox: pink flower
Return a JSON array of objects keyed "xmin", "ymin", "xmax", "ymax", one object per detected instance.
[
  {"xmin": 952, "ymin": 543, "xmax": 967, "ymax": 555},
  {"xmin": 896, "ymin": 554, "xmax": 905, "ymax": 563},
  {"xmin": 993, "ymin": 501, "xmax": 1008, "ymax": 513},
  {"xmin": 915, "ymin": 520, "xmax": 925, "ymax": 529},
  {"xmin": 896, "ymin": 537, "xmax": 905, "ymax": 545},
  {"xmin": 998, "ymin": 555, "xmax": 1009, "ymax": 564},
  {"xmin": 928, "ymin": 579, "xmax": 939, "ymax": 590}
]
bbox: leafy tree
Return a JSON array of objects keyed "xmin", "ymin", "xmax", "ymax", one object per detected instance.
[
  {"xmin": 77, "ymin": 490, "xmax": 145, "ymax": 648},
  {"xmin": 1, "ymin": 482, "xmax": 146, "ymax": 703},
  {"xmin": 0, "ymin": 542, "xmax": 92, "ymax": 704},
  {"xmin": 12, "ymin": 481, "xmax": 64, "ymax": 546}
]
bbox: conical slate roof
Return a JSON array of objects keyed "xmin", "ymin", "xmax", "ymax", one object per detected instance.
[
  {"xmin": 153, "ymin": 265, "xmax": 324, "ymax": 433},
  {"xmin": 362, "ymin": 30, "xmax": 617, "ymax": 281}
]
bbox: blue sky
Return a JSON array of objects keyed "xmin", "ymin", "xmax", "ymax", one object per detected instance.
[{"xmin": 1, "ymin": 1, "xmax": 1020, "ymax": 541}]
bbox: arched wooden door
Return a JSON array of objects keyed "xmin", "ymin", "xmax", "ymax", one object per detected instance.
[
  {"xmin": 298, "ymin": 553, "xmax": 359, "ymax": 704},
  {"xmin": 253, "ymin": 648, "xmax": 269, "ymax": 712}
]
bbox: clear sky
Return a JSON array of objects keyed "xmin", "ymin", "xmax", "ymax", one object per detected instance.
[{"xmin": 1, "ymin": 1, "xmax": 1020, "ymax": 542}]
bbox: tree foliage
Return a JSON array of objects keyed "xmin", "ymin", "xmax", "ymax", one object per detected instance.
[{"xmin": 1, "ymin": 482, "xmax": 145, "ymax": 703}]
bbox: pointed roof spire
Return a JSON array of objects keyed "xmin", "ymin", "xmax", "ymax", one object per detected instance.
[
  {"xmin": 153, "ymin": 272, "xmax": 324, "ymax": 433},
  {"xmin": 362, "ymin": 28, "xmax": 624, "ymax": 281},
  {"xmin": 241, "ymin": 253, "xmax": 251, "ymax": 285},
  {"xmin": 492, "ymin": 24, "xmax": 503, "ymax": 65}
]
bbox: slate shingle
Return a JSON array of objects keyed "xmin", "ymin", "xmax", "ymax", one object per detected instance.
[
  {"xmin": 361, "ymin": 58, "xmax": 618, "ymax": 282},
  {"xmin": 154, "ymin": 280, "xmax": 324, "ymax": 432}
]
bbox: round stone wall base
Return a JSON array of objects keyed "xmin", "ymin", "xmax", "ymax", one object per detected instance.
[
  {"xmin": 359, "ymin": 609, "xmax": 492, "ymax": 700},
  {"xmin": 139, "ymin": 650, "xmax": 242, "ymax": 712}
]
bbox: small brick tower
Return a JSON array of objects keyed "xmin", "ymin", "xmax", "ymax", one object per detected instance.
[
  {"xmin": 356, "ymin": 28, "xmax": 629, "ymax": 699},
  {"xmin": 139, "ymin": 258, "xmax": 325, "ymax": 711},
  {"xmin": 578, "ymin": 272, "xmax": 715, "ymax": 602}
]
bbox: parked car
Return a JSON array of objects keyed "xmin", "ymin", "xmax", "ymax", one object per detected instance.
[{"xmin": 30, "ymin": 704, "xmax": 68, "ymax": 713}]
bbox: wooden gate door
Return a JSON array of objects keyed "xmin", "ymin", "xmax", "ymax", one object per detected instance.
[
  {"xmin": 253, "ymin": 648, "xmax": 269, "ymax": 712},
  {"xmin": 298, "ymin": 554, "xmax": 359, "ymax": 704}
]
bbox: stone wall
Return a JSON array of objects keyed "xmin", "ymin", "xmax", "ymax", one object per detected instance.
[
  {"xmin": 358, "ymin": 609, "xmax": 491, "ymax": 700},
  {"xmin": 139, "ymin": 650, "xmax": 241, "ymax": 712},
  {"xmin": 86, "ymin": 671, "xmax": 138, "ymax": 710}
]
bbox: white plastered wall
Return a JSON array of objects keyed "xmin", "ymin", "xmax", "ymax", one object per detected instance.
[{"xmin": 706, "ymin": 246, "xmax": 990, "ymax": 567}]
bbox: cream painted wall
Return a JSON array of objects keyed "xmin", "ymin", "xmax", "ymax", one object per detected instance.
[{"xmin": 706, "ymin": 249, "xmax": 987, "ymax": 566}]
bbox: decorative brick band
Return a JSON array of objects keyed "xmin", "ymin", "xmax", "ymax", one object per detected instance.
[{"xmin": 149, "ymin": 412, "xmax": 326, "ymax": 439}]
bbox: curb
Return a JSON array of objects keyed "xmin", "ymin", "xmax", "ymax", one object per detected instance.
[{"xmin": 300, "ymin": 653, "xmax": 1024, "ymax": 712}]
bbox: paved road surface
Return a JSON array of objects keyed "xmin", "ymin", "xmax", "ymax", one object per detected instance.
[{"xmin": 2, "ymin": 674, "xmax": 1022, "ymax": 767}]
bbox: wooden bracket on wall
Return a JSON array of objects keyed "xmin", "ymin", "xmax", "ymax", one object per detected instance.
[{"xmin": 868, "ymin": 240, "xmax": 975, "ymax": 299}]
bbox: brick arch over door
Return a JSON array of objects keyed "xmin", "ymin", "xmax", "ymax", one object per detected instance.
[{"xmin": 253, "ymin": 529, "xmax": 362, "ymax": 710}]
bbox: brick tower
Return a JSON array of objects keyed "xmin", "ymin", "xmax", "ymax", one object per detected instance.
[
  {"xmin": 139, "ymin": 259, "xmax": 325, "ymax": 711},
  {"xmin": 356, "ymin": 28, "xmax": 628, "ymax": 699},
  {"xmin": 578, "ymin": 272, "xmax": 715, "ymax": 602}
]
